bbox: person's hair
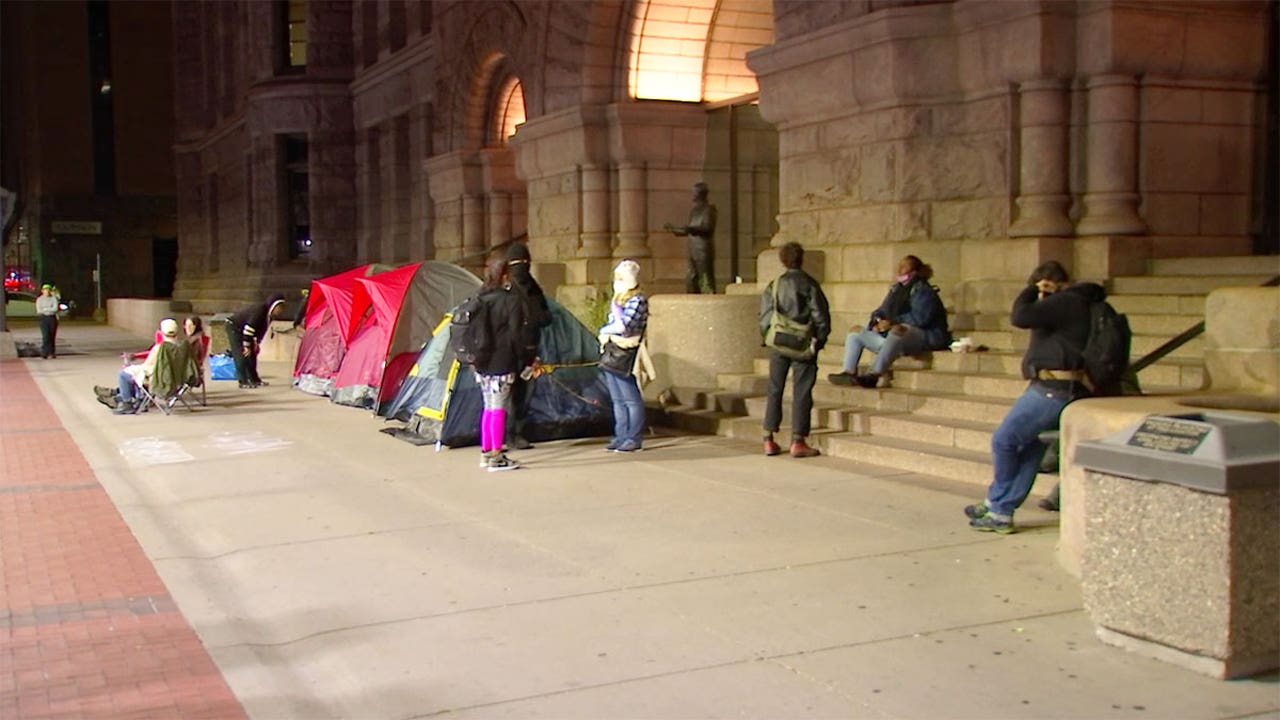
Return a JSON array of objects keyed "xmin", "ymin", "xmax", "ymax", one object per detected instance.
[
  {"xmin": 901, "ymin": 255, "xmax": 934, "ymax": 281},
  {"xmin": 186, "ymin": 315, "xmax": 203, "ymax": 334},
  {"xmin": 482, "ymin": 255, "xmax": 508, "ymax": 289},
  {"xmin": 693, "ymin": 182, "xmax": 708, "ymax": 196},
  {"xmin": 1029, "ymin": 260, "xmax": 1070, "ymax": 285},
  {"xmin": 778, "ymin": 242, "xmax": 804, "ymax": 269}
]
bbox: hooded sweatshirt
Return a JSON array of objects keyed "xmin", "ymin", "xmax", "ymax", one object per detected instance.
[{"xmin": 1011, "ymin": 281, "xmax": 1105, "ymax": 380}]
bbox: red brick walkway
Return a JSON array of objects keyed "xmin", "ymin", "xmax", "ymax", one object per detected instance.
[{"xmin": 1, "ymin": 358, "xmax": 245, "ymax": 719}]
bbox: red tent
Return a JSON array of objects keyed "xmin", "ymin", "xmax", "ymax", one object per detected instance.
[
  {"xmin": 293, "ymin": 263, "xmax": 392, "ymax": 396},
  {"xmin": 330, "ymin": 260, "xmax": 480, "ymax": 409}
]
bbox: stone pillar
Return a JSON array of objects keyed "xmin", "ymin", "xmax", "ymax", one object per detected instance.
[
  {"xmin": 579, "ymin": 164, "xmax": 611, "ymax": 258},
  {"xmin": 488, "ymin": 191, "xmax": 512, "ymax": 247},
  {"xmin": 1077, "ymin": 74, "xmax": 1146, "ymax": 236},
  {"xmin": 1009, "ymin": 79, "xmax": 1073, "ymax": 237},
  {"xmin": 462, "ymin": 194, "xmax": 484, "ymax": 261},
  {"xmin": 614, "ymin": 162, "xmax": 650, "ymax": 258}
]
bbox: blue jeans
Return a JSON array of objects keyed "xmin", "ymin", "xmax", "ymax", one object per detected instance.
[
  {"xmin": 117, "ymin": 368, "xmax": 140, "ymax": 402},
  {"xmin": 602, "ymin": 370, "xmax": 645, "ymax": 447},
  {"xmin": 985, "ymin": 382, "xmax": 1075, "ymax": 518},
  {"xmin": 842, "ymin": 325, "xmax": 929, "ymax": 374}
]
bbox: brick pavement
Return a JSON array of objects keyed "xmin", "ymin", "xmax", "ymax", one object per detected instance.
[{"xmin": 0, "ymin": 357, "xmax": 245, "ymax": 720}]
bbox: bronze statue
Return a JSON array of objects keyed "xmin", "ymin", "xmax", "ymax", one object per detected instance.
[{"xmin": 664, "ymin": 182, "xmax": 717, "ymax": 294}]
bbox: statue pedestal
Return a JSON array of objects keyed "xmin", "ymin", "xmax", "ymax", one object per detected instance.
[{"xmin": 645, "ymin": 294, "xmax": 765, "ymax": 396}]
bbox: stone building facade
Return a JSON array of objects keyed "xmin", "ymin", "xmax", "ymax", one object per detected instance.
[{"xmin": 172, "ymin": 0, "xmax": 1274, "ymax": 323}]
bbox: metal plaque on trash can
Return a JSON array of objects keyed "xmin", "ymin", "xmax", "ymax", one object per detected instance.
[{"xmin": 1074, "ymin": 411, "xmax": 1279, "ymax": 494}]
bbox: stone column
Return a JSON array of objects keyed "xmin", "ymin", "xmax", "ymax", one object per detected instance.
[
  {"xmin": 488, "ymin": 191, "xmax": 512, "ymax": 248},
  {"xmin": 614, "ymin": 162, "xmax": 650, "ymax": 258},
  {"xmin": 462, "ymin": 194, "xmax": 485, "ymax": 261},
  {"xmin": 579, "ymin": 164, "xmax": 611, "ymax": 258},
  {"xmin": 1077, "ymin": 74, "xmax": 1146, "ymax": 236},
  {"xmin": 1009, "ymin": 79, "xmax": 1073, "ymax": 237}
]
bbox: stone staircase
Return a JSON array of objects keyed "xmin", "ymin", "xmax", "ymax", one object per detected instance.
[{"xmin": 652, "ymin": 255, "xmax": 1279, "ymax": 492}]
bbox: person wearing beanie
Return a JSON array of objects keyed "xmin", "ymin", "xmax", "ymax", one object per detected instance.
[
  {"xmin": 96, "ymin": 318, "xmax": 183, "ymax": 414},
  {"xmin": 35, "ymin": 283, "xmax": 60, "ymax": 358},
  {"xmin": 226, "ymin": 293, "xmax": 286, "ymax": 388},
  {"xmin": 504, "ymin": 238, "xmax": 551, "ymax": 449},
  {"xmin": 597, "ymin": 259, "xmax": 649, "ymax": 452}
]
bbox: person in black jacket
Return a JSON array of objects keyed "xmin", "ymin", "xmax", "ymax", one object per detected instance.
[
  {"xmin": 758, "ymin": 242, "xmax": 831, "ymax": 458},
  {"xmin": 504, "ymin": 239, "xmax": 552, "ymax": 449},
  {"xmin": 828, "ymin": 255, "xmax": 951, "ymax": 388},
  {"xmin": 226, "ymin": 293, "xmax": 285, "ymax": 389},
  {"xmin": 966, "ymin": 260, "xmax": 1101, "ymax": 533},
  {"xmin": 473, "ymin": 256, "xmax": 529, "ymax": 472}
]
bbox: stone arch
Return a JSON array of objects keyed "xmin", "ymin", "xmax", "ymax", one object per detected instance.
[{"xmin": 438, "ymin": 2, "xmax": 532, "ymax": 153}]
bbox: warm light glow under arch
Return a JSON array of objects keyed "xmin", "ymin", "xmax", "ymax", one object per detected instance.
[
  {"xmin": 628, "ymin": 0, "xmax": 774, "ymax": 103},
  {"xmin": 493, "ymin": 76, "xmax": 526, "ymax": 146}
]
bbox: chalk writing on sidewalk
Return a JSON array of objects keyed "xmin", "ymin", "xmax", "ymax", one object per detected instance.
[
  {"xmin": 204, "ymin": 431, "xmax": 293, "ymax": 455},
  {"xmin": 119, "ymin": 437, "xmax": 195, "ymax": 466}
]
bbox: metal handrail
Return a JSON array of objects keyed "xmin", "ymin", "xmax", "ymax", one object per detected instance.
[{"xmin": 1128, "ymin": 274, "xmax": 1280, "ymax": 385}]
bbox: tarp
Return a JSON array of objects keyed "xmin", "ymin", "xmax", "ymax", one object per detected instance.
[
  {"xmin": 381, "ymin": 297, "xmax": 612, "ymax": 448},
  {"xmin": 330, "ymin": 260, "xmax": 481, "ymax": 409},
  {"xmin": 293, "ymin": 263, "xmax": 392, "ymax": 396}
]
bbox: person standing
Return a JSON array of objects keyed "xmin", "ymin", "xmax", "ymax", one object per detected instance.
[
  {"xmin": 759, "ymin": 242, "xmax": 831, "ymax": 458},
  {"xmin": 597, "ymin": 259, "xmax": 649, "ymax": 452},
  {"xmin": 965, "ymin": 260, "xmax": 1100, "ymax": 533},
  {"xmin": 35, "ymin": 283, "xmax": 60, "ymax": 359},
  {"xmin": 828, "ymin": 255, "xmax": 951, "ymax": 388},
  {"xmin": 665, "ymin": 182, "xmax": 718, "ymax": 294},
  {"xmin": 225, "ymin": 293, "xmax": 285, "ymax": 389},
  {"xmin": 472, "ymin": 256, "xmax": 529, "ymax": 472},
  {"xmin": 504, "ymin": 239, "xmax": 552, "ymax": 450}
]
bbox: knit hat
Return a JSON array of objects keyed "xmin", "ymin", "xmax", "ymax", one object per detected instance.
[
  {"xmin": 160, "ymin": 318, "xmax": 179, "ymax": 337},
  {"xmin": 613, "ymin": 259, "xmax": 640, "ymax": 292},
  {"xmin": 506, "ymin": 242, "xmax": 531, "ymax": 264},
  {"xmin": 266, "ymin": 293, "xmax": 286, "ymax": 317}
]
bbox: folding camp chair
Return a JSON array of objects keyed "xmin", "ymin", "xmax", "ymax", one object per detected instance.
[{"xmin": 136, "ymin": 341, "xmax": 201, "ymax": 415}]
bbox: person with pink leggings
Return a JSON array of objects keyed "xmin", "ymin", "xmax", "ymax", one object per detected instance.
[{"xmin": 471, "ymin": 253, "xmax": 530, "ymax": 472}]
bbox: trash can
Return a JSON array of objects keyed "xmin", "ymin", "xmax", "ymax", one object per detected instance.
[{"xmin": 1074, "ymin": 411, "xmax": 1279, "ymax": 679}]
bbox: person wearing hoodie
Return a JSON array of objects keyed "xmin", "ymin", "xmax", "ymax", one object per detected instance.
[
  {"xmin": 226, "ymin": 293, "xmax": 285, "ymax": 389},
  {"xmin": 965, "ymin": 260, "xmax": 1101, "ymax": 534},
  {"xmin": 473, "ymin": 255, "xmax": 530, "ymax": 472},
  {"xmin": 504, "ymin": 239, "xmax": 552, "ymax": 449}
]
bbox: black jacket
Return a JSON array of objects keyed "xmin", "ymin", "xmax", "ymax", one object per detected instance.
[
  {"xmin": 473, "ymin": 284, "xmax": 528, "ymax": 377},
  {"xmin": 231, "ymin": 293, "xmax": 285, "ymax": 346},
  {"xmin": 1012, "ymin": 282, "xmax": 1105, "ymax": 380},
  {"xmin": 509, "ymin": 264, "xmax": 551, "ymax": 365},
  {"xmin": 758, "ymin": 268, "xmax": 832, "ymax": 351}
]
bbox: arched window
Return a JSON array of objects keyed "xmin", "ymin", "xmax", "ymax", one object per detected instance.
[
  {"xmin": 492, "ymin": 76, "xmax": 526, "ymax": 146},
  {"xmin": 628, "ymin": 0, "xmax": 773, "ymax": 103}
]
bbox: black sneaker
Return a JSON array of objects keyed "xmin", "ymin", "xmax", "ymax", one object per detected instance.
[
  {"xmin": 486, "ymin": 453, "xmax": 521, "ymax": 472},
  {"xmin": 113, "ymin": 400, "xmax": 139, "ymax": 415},
  {"xmin": 854, "ymin": 373, "xmax": 880, "ymax": 388},
  {"xmin": 964, "ymin": 502, "xmax": 989, "ymax": 519}
]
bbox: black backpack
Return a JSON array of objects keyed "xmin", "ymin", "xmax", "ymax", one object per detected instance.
[
  {"xmin": 450, "ymin": 295, "xmax": 491, "ymax": 368},
  {"xmin": 1080, "ymin": 300, "xmax": 1132, "ymax": 396}
]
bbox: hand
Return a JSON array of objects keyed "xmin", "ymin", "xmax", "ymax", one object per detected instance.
[
  {"xmin": 241, "ymin": 347, "xmax": 251, "ymax": 357},
  {"xmin": 874, "ymin": 318, "xmax": 892, "ymax": 333},
  {"xmin": 1035, "ymin": 279, "xmax": 1059, "ymax": 296}
]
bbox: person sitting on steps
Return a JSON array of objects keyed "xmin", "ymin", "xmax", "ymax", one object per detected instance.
[{"xmin": 828, "ymin": 254, "xmax": 951, "ymax": 389}]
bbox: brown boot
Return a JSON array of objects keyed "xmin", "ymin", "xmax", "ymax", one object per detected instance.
[
  {"xmin": 763, "ymin": 435, "xmax": 782, "ymax": 456},
  {"xmin": 790, "ymin": 438, "xmax": 820, "ymax": 458}
]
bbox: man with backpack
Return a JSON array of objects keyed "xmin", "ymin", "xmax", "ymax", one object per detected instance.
[
  {"xmin": 758, "ymin": 242, "xmax": 831, "ymax": 458},
  {"xmin": 965, "ymin": 260, "xmax": 1120, "ymax": 534}
]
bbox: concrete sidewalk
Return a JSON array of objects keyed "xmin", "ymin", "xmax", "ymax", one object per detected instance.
[{"xmin": 4, "ymin": 320, "xmax": 1278, "ymax": 719}]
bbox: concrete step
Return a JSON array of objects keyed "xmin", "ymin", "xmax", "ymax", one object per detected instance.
[
  {"xmin": 889, "ymin": 368, "xmax": 1027, "ymax": 400},
  {"xmin": 1110, "ymin": 274, "xmax": 1275, "ymax": 296},
  {"xmin": 823, "ymin": 433, "xmax": 993, "ymax": 488},
  {"xmin": 1149, "ymin": 255, "xmax": 1280, "ymax": 276},
  {"xmin": 1108, "ymin": 293, "xmax": 1206, "ymax": 317},
  {"xmin": 852, "ymin": 411, "xmax": 998, "ymax": 454},
  {"xmin": 1124, "ymin": 313, "xmax": 1207, "ymax": 336}
]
